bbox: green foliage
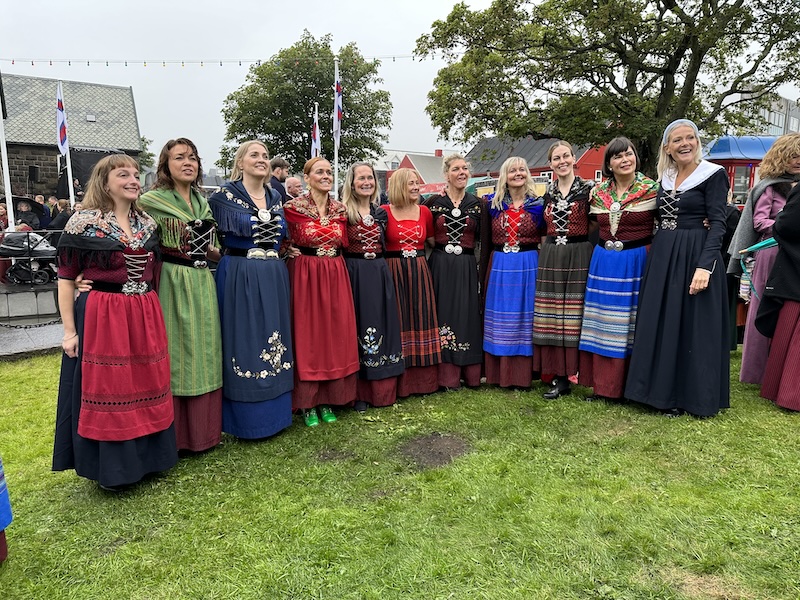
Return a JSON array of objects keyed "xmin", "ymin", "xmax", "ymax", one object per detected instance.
[
  {"xmin": 220, "ymin": 31, "xmax": 392, "ymax": 175},
  {"xmin": 138, "ymin": 136, "xmax": 155, "ymax": 170},
  {"xmin": 416, "ymin": 0, "xmax": 800, "ymax": 176},
  {"xmin": 2, "ymin": 351, "xmax": 800, "ymax": 598}
]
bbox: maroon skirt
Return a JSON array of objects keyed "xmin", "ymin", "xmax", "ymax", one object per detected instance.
[
  {"xmin": 578, "ymin": 351, "xmax": 630, "ymax": 399},
  {"xmin": 534, "ymin": 345, "xmax": 580, "ymax": 379},
  {"xmin": 173, "ymin": 389, "xmax": 222, "ymax": 452},
  {"xmin": 484, "ymin": 353, "xmax": 534, "ymax": 388},
  {"xmin": 761, "ymin": 300, "xmax": 800, "ymax": 411}
]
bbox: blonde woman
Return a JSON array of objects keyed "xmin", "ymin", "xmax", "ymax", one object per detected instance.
[
  {"xmin": 479, "ymin": 156, "xmax": 545, "ymax": 388},
  {"xmin": 626, "ymin": 119, "xmax": 730, "ymax": 417},
  {"xmin": 728, "ymin": 133, "xmax": 800, "ymax": 384},
  {"xmin": 383, "ymin": 168, "xmax": 441, "ymax": 396},
  {"xmin": 341, "ymin": 162, "xmax": 404, "ymax": 412}
]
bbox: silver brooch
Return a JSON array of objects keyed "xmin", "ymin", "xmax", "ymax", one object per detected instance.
[
  {"xmin": 362, "ymin": 214, "xmax": 375, "ymax": 226},
  {"xmin": 451, "ymin": 207, "xmax": 462, "ymax": 218},
  {"xmin": 257, "ymin": 209, "xmax": 272, "ymax": 222}
]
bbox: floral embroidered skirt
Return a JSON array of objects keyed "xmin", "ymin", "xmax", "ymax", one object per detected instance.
[{"xmin": 215, "ymin": 254, "xmax": 293, "ymax": 438}]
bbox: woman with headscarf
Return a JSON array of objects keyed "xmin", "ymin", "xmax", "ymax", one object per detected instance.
[
  {"xmin": 139, "ymin": 138, "xmax": 223, "ymax": 453},
  {"xmin": 625, "ymin": 119, "xmax": 730, "ymax": 417},
  {"xmin": 208, "ymin": 140, "xmax": 294, "ymax": 438},
  {"xmin": 577, "ymin": 137, "xmax": 658, "ymax": 402},
  {"xmin": 479, "ymin": 157, "xmax": 545, "ymax": 389},
  {"xmin": 532, "ymin": 141, "xmax": 594, "ymax": 399},
  {"xmin": 383, "ymin": 168, "xmax": 442, "ymax": 396},
  {"xmin": 728, "ymin": 133, "xmax": 800, "ymax": 384},
  {"xmin": 53, "ymin": 154, "xmax": 177, "ymax": 490},
  {"xmin": 284, "ymin": 157, "xmax": 360, "ymax": 425},
  {"xmin": 341, "ymin": 162, "xmax": 404, "ymax": 412},
  {"xmin": 424, "ymin": 154, "xmax": 483, "ymax": 390}
]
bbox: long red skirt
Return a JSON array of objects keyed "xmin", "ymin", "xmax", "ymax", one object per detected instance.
[
  {"xmin": 578, "ymin": 351, "xmax": 630, "ymax": 399},
  {"xmin": 397, "ymin": 365, "xmax": 439, "ymax": 397},
  {"xmin": 0, "ymin": 530, "xmax": 7, "ymax": 563},
  {"xmin": 173, "ymin": 389, "xmax": 222, "ymax": 452},
  {"xmin": 484, "ymin": 353, "xmax": 534, "ymax": 388},
  {"xmin": 438, "ymin": 363, "xmax": 482, "ymax": 389},
  {"xmin": 533, "ymin": 345, "xmax": 580, "ymax": 379},
  {"xmin": 761, "ymin": 300, "xmax": 800, "ymax": 411},
  {"xmin": 357, "ymin": 377, "xmax": 398, "ymax": 407}
]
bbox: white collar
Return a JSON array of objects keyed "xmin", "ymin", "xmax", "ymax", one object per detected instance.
[{"xmin": 661, "ymin": 160, "xmax": 723, "ymax": 192}]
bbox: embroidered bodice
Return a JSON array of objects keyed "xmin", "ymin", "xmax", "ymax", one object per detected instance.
[
  {"xmin": 427, "ymin": 193, "xmax": 481, "ymax": 248},
  {"xmin": 383, "ymin": 205, "xmax": 434, "ymax": 251},
  {"xmin": 284, "ymin": 194, "xmax": 348, "ymax": 250},
  {"xmin": 544, "ymin": 177, "xmax": 592, "ymax": 239}
]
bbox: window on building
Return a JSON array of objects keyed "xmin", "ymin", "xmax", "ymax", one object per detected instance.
[
  {"xmin": 732, "ymin": 165, "xmax": 752, "ymax": 205},
  {"xmin": 595, "ymin": 170, "xmax": 603, "ymax": 181},
  {"xmin": 390, "ymin": 161, "xmax": 399, "ymax": 170},
  {"xmin": 790, "ymin": 117, "xmax": 799, "ymax": 132}
]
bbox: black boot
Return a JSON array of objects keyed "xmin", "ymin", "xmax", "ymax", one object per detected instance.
[{"xmin": 543, "ymin": 378, "xmax": 570, "ymax": 400}]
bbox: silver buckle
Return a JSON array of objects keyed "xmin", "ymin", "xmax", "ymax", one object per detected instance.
[
  {"xmin": 503, "ymin": 243, "xmax": 520, "ymax": 253},
  {"xmin": 452, "ymin": 245, "xmax": 463, "ymax": 256},
  {"xmin": 122, "ymin": 281, "xmax": 148, "ymax": 296},
  {"xmin": 401, "ymin": 249, "xmax": 417, "ymax": 259},
  {"xmin": 246, "ymin": 248, "xmax": 279, "ymax": 260},
  {"xmin": 555, "ymin": 235, "xmax": 568, "ymax": 246},
  {"xmin": 364, "ymin": 252, "xmax": 376, "ymax": 260},
  {"xmin": 316, "ymin": 247, "xmax": 338, "ymax": 257},
  {"xmin": 192, "ymin": 259, "xmax": 208, "ymax": 269},
  {"xmin": 445, "ymin": 244, "xmax": 455, "ymax": 254},
  {"xmin": 661, "ymin": 219, "xmax": 677, "ymax": 230},
  {"xmin": 613, "ymin": 241, "xmax": 624, "ymax": 252}
]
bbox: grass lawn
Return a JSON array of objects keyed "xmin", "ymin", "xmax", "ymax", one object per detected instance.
[{"xmin": 1, "ymin": 350, "xmax": 799, "ymax": 599}]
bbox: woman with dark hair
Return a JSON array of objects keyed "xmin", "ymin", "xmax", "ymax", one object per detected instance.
[
  {"xmin": 626, "ymin": 119, "xmax": 730, "ymax": 417},
  {"xmin": 577, "ymin": 137, "xmax": 658, "ymax": 402},
  {"xmin": 208, "ymin": 140, "xmax": 294, "ymax": 438},
  {"xmin": 53, "ymin": 154, "xmax": 177, "ymax": 490},
  {"xmin": 0, "ymin": 455, "xmax": 11, "ymax": 563},
  {"xmin": 424, "ymin": 154, "xmax": 483, "ymax": 390},
  {"xmin": 480, "ymin": 157, "xmax": 544, "ymax": 389},
  {"xmin": 284, "ymin": 157, "xmax": 359, "ymax": 424},
  {"xmin": 341, "ymin": 162, "xmax": 404, "ymax": 412},
  {"xmin": 758, "ymin": 183, "xmax": 800, "ymax": 410},
  {"xmin": 728, "ymin": 133, "xmax": 800, "ymax": 384},
  {"xmin": 139, "ymin": 138, "xmax": 223, "ymax": 453},
  {"xmin": 47, "ymin": 199, "xmax": 73, "ymax": 230},
  {"xmin": 384, "ymin": 168, "xmax": 441, "ymax": 396},
  {"xmin": 533, "ymin": 141, "xmax": 594, "ymax": 399}
]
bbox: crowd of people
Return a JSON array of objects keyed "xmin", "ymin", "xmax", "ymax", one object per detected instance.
[{"xmin": 0, "ymin": 120, "xmax": 797, "ymax": 519}]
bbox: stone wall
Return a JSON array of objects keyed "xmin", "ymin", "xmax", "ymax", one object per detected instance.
[{"xmin": 3, "ymin": 144, "xmax": 61, "ymax": 197}]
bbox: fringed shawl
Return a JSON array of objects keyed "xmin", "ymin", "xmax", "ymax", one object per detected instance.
[{"xmin": 138, "ymin": 188, "xmax": 217, "ymax": 250}]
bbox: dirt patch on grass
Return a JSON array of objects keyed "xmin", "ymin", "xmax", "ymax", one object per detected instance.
[
  {"xmin": 662, "ymin": 568, "xmax": 750, "ymax": 599},
  {"xmin": 98, "ymin": 537, "xmax": 127, "ymax": 556},
  {"xmin": 398, "ymin": 432, "xmax": 470, "ymax": 469},
  {"xmin": 317, "ymin": 448, "xmax": 355, "ymax": 462}
]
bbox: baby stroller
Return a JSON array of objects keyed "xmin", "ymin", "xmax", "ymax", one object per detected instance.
[{"xmin": 0, "ymin": 231, "xmax": 59, "ymax": 285}]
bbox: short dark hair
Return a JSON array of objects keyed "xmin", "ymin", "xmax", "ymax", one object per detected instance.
[
  {"xmin": 271, "ymin": 157, "xmax": 290, "ymax": 170},
  {"xmin": 602, "ymin": 137, "xmax": 639, "ymax": 180}
]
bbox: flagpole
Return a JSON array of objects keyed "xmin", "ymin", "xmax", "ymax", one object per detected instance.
[
  {"xmin": 333, "ymin": 57, "xmax": 340, "ymax": 200},
  {"xmin": 0, "ymin": 70, "xmax": 15, "ymax": 231},
  {"xmin": 57, "ymin": 81, "xmax": 76, "ymax": 207}
]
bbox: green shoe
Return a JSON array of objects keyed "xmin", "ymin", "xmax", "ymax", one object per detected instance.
[
  {"xmin": 303, "ymin": 409, "xmax": 320, "ymax": 427},
  {"xmin": 319, "ymin": 406, "xmax": 337, "ymax": 423}
]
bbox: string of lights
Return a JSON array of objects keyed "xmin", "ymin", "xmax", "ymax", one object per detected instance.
[{"xmin": 0, "ymin": 55, "xmax": 430, "ymax": 68}]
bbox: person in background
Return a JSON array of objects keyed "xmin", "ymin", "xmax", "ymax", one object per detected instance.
[
  {"xmin": 424, "ymin": 154, "xmax": 483, "ymax": 390},
  {"xmin": 285, "ymin": 177, "xmax": 303, "ymax": 199},
  {"xmin": 722, "ymin": 190, "xmax": 742, "ymax": 351},
  {"xmin": 384, "ymin": 168, "xmax": 442, "ymax": 396},
  {"xmin": 139, "ymin": 138, "xmax": 224, "ymax": 454},
  {"xmin": 728, "ymin": 133, "xmax": 800, "ymax": 383},
  {"xmin": 270, "ymin": 157, "xmax": 290, "ymax": 202},
  {"xmin": 479, "ymin": 157, "xmax": 544, "ymax": 389},
  {"xmin": 47, "ymin": 199, "xmax": 73, "ymax": 230},
  {"xmin": 0, "ymin": 203, "xmax": 8, "ymax": 231},
  {"xmin": 533, "ymin": 141, "xmax": 594, "ymax": 399},
  {"xmin": 47, "ymin": 195, "xmax": 58, "ymax": 217},
  {"xmin": 284, "ymin": 157, "xmax": 360, "ymax": 425},
  {"xmin": 35, "ymin": 195, "xmax": 51, "ymax": 228},
  {"xmin": 53, "ymin": 154, "xmax": 177, "ymax": 490},
  {"xmin": 626, "ymin": 119, "xmax": 730, "ymax": 418},
  {"xmin": 578, "ymin": 137, "xmax": 658, "ymax": 402},
  {"xmin": 15, "ymin": 200, "xmax": 39, "ymax": 230},
  {"xmin": 341, "ymin": 162, "xmax": 404, "ymax": 412},
  {"xmin": 208, "ymin": 140, "xmax": 294, "ymax": 439},
  {"xmin": 73, "ymin": 178, "xmax": 84, "ymax": 199},
  {"xmin": 0, "ymin": 454, "xmax": 11, "ymax": 563}
]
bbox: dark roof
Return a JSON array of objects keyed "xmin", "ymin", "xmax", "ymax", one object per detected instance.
[
  {"xmin": 467, "ymin": 135, "xmax": 591, "ymax": 173},
  {"xmin": 704, "ymin": 135, "xmax": 778, "ymax": 160},
  {"xmin": 1, "ymin": 73, "xmax": 141, "ymax": 151}
]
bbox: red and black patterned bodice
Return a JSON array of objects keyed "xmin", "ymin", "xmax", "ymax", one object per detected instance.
[{"xmin": 595, "ymin": 210, "xmax": 655, "ymax": 242}]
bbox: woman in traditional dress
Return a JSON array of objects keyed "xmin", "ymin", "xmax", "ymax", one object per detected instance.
[
  {"xmin": 533, "ymin": 141, "xmax": 594, "ymax": 399},
  {"xmin": 758, "ymin": 183, "xmax": 800, "ymax": 410},
  {"xmin": 53, "ymin": 154, "xmax": 177, "ymax": 490},
  {"xmin": 139, "ymin": 138, "xmax": 223, "ymax": 453},
  {"xmin": 577, "ymin": 138, "xmax": 658, "ymax": 401},
  {"xmin": 0, "ymin": 455, "xmax": 11, "ymax": 563},
  {"xmin": 383, "ymin": 168, "xmax": 442, "ymax": 396},
  {"xmin": 625, "ymin": 119, "xmax": 730, "ymax": 417},
  {"xmin": 480, "ymin": 157, "xmax": 544, "ymax": 389},
  {"xmin": 728, "ymin": 133, "xmax": 800, "ymax": 383},
  {"xmin": 208, "ymin": 140, "xmax": 294, "ymax": 438},
  {"xmin": 284, "ymin": 157, "xmax": 360, "ymax": 425},
  {"xmin": 423, "ymin": 155, "xmax": 483, "ymax": 389},
  {"xmin": 341, "ymin": 163, "xmax": 404, "ymax": 412}
]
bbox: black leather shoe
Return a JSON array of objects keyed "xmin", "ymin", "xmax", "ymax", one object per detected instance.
[
  {"xmin": 543, "ymin": 379, "xmax": 570, "ymax": 400},
  {"xmin": 662, "ymin": 407, "xmax": 683, "ymax": 418}
]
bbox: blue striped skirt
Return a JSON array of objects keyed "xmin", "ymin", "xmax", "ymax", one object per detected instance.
[
  {"xmin": 579, "ymin": 245, "xmax": 647, "ymax": 359},
  {"xmin": 0, "ymin": 456, "xmax": 11, "ymax": 531},
  {"xmin": 484, "ymin": 250, "xmax": 538, "ymax": 356}
]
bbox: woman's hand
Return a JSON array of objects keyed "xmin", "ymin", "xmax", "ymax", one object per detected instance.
[
  {"xmin": 75, "ymin": 273, "xmax": 93, "ymax": 293},
  {"xmin": 284, "ymin": 245, "xmax": 300, "ymax": 259},
  {"xmin": 689, "ymin": 268, "xmax": 711, "ymax": 295},
  {"xmin": 206, "ymin": 246, "xmax": 222, "ymax": 262},
  {"xmin": 62, "ymin": 332, "xmax": 79, "ymax": 358}
]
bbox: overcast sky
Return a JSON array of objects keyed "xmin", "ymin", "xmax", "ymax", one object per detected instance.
[{"xmin": 1, "ymin": 0, "xmax": 491, "ymax": 169}]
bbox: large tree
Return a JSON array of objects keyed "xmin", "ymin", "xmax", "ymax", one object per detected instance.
[
  {"xmin": 220, "ymin": 31, "xmax": 392, "ymax": 173},
  {"xmin": 416, "ymin": 0, "xmax": 800, "ymax": 176}
]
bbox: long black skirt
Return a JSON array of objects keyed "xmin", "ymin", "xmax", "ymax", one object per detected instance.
[
  {"xmin": 52, "ymin": 292, "xmax": 178, "ymax": 488},
  {"xmin": 625, "ymin": 228, "xmax": 729, "ymax": 417},
  {"xmin": 428, "ymin": 248, "xmax": 483, "ymax": 367}
]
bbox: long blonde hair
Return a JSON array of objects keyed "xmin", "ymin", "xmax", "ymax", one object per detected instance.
[
  {"xmin": 388, "ymin": 168, "xmax": 420, "ymax": 208},
  {"xmin": 759, "ymin": 133, "xmax": 800, "ymax": 179},
  {"xmin": 230, "ymin": 140, "xmax": 269, "ymax": 182},
  {"xmin": 656, "ymin": 120, "xmax": 702, "ymax": 180},
  {"xmin": 82, "ymin": 154, "xmax": 142, "ymax": 213},
  {"xmin": 492, "ymin": 157, "xmax": 536, "ymax": 210},
  {"xmin": 342, "ymin": 162, "xmax": 380, "ymax": 224}
]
